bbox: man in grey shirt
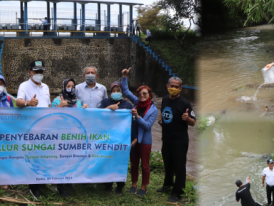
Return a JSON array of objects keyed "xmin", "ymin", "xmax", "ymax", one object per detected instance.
[{"xmin": 75, "ymin": 66, "xmax": 107, "ymax": 108}]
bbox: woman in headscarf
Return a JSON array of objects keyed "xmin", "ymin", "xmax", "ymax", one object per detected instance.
[
  {"xmin": 0, "ymin": 75, "xmax": 13, "ymax": 190},
  {"xmin": 121, "ymin": 68, "xmax": 158, "ymax": 196},
  {"xmin": 99, "ymin": 81, "xmax": 133, "ymax": 195},
  {"xmin": 51, "ymin": 78, "xmax": 87, "ymax": 196},
  {"xmin": 52, "ymin": 78, "xmax": 88, "ymax": 108}
]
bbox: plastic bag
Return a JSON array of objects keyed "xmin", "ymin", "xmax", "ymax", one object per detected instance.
[{"xmin": 262, "ymin": 67, "xmax": 274, "ymax": 84}]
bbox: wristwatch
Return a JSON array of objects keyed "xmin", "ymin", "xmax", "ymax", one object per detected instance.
[{"xmin": 24, "ymin": 101, "xmax": 28, "ymax": 107}]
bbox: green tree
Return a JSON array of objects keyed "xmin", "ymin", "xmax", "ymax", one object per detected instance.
[
  {"xmin": 224, "ymin": 0, "xmax": 274, "ymax": 25},
  {"xmin": 136, "ymin": 2, "xmax": 163, "ymax": 33},
  {"xmin": 159, "ymin": 0, "xmax": 201, "ymax": 46}
]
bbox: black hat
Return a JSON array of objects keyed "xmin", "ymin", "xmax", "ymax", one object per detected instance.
[
  {"xmin": 235, "ymin": 180, "xmax": 242, "ymax": 187},
  {"xmin": 29, "ymin": 60, "xmax": 45, "ymax": 71},
  {"xmin": 267, "ymin": 159, "xmax": 274, "ymax": 164}
]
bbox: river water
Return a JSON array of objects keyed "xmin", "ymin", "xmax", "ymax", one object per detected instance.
[
  {"xmin": 198, "ymin": 114, "xmax": 274, "ymax": 205},
  {"xmin": 198, "ymin": 25, "xmax": 274, "ymax": 115},
  {"xmin": 198, "ymin": 25, "xmax": 274, "ymax": 205}
]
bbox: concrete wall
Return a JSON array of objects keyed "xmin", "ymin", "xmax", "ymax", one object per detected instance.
[{"xmin": 2, "ymin": 37, "xmax": 195, "ymax": 101}]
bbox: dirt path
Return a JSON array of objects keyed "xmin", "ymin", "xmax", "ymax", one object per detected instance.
[{"xmin": 151, "ymin": 96, "xmax": 198, "ymax": 178}]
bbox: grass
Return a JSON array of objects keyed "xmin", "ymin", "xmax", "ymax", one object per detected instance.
[
  {"xmin": 0, "ymin": 151, "xmax": 197, "ymax": 206},
  {"xmin": 140, "ymin": 31, "xmax": 197, "ymax": 85}
]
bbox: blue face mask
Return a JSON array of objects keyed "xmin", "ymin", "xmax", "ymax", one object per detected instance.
[{"xmin": 111, "ymin": 93, "xmax": 122, "ymax": 101}]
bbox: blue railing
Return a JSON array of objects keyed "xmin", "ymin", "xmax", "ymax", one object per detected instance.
[
  {"xmin": 131, "ymin": 36, "xmax": 198, "ymax": 90},
  {"xmin": 0, "ymin": 36, "xmax": 4, "ymax": 75}
]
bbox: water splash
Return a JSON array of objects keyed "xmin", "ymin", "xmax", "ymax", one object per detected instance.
[
  {"xmin": 236, "ymin": 82, "xmax": 265, "ymax": 102},
  {"xmin": 252, "ymin": 82, "xmax": 265, "ymax": 100}
]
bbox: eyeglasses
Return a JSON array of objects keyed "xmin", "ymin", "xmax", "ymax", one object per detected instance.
[{"xmin": 137, "ymin": 92, "xmax": 148, "ymax": 97}]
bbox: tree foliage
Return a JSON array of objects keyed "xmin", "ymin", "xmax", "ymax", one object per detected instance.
[
  {"xmin": 158, "ymin": 0, "xmax": 201, "ymax": 46},
  {"xmin": 136, "ymin": 2, "xmax": 163, "ymax": 33},
  {"xmin": 224, "ymin": 0, "xmax": 274, "ymax": 25}
]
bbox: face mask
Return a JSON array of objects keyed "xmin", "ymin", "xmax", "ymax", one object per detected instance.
[
  {"xmin": 0, "ymin": 86, "xmax": 4, "ymax": 94},
  {"xmin": 66, "ymin": 88, "xmax": 75, "ymax": 94},
  {"xmin": 168, "ymin": 88, "xmax": 181, "ymax": 97},
  {"xmin": 32, "ymin": 74, "xmax": 44, "ymax": 83},
  {"xmin": 85, "ymin": 74, "xmax": 96, "ymax": 84},
  {"xmin": 111, "ymin": 93, "xmax": 122, "ymax": 101}
]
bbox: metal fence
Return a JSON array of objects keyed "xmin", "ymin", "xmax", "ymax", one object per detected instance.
[{"xmin": 0, "ymin": 6, "xmax": 130, "ymax": 29}]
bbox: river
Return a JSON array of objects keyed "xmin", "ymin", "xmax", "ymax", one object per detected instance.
[
  {"xmin": 198, "ymin": 24, "xmax": 274, "ymax": 205},
  {"xmin": 198, "ymin": 24, "xmax": 274, "ymax": 115},
  {"xmin": 198, "ymin": 114, "xmax": 274, "ymax": 205}
]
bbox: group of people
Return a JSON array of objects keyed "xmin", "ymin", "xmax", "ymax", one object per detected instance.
[
  {"xmin": 235, "ymin": 159, "xmax": 274, "ymax": 206},
  {"xmin": 0, "ymin": 60, "xmax": 195, "ymax": 203}
]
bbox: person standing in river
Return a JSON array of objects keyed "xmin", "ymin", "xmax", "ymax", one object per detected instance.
[
  {"xmin": 235, "ymin": 177, "xmax": 261, "ymax": 206},
  {"xmin": 262, "ymin": 159, "xmax": 274, "ymax": 206},
  {"xmin": 157, "ymin": 76, "xmax": 196, "ymax": 202}
]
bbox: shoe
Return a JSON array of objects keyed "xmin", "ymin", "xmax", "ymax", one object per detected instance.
[
  {"xmin": 29, "ymin": 188, "xmax": 42, "ymax": 201},
  {"xmin": 129, "ymin": 186, "xmax": 137, "ymax": 194},
  {"xmin": 115, "ymin": 187, "xmax": 123, "ymax": 196},
  {"xmin": 137, "ymin": 189, "xmax": 147, "ymax": 196},
  {"xmin": 156, "ymin": 187, "xmax": 169, "ymax": 193},
  {"xmin": 55, "ymin": 186, "xmax": 70, "ymax": 197},
  {"xmin": 168, "ymin": 193, "xmax": 182, "ymax": 202},
  {"xmin": 104, "ymin": 186, "xmax": 112, "ymax": 194}
]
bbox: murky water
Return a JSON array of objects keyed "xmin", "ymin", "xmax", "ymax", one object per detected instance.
[
  {"xmin": 198, "ymin": 25, "xmax": 274, "ymax": 114},
  {"xmin": 198, "ymin": 114, "xmax": 274, "ymax": 205}
]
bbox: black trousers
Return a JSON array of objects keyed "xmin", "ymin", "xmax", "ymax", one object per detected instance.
[
  {"xmin": 266, "ymin": 184, "xmax": 274, "ymax": 204},
  {"xmin": 43, "ymin": 25, "xmax": 48, "ymax": 36},
  {"xmin": 29, "ymin": 184, "xmax": 42, "ymax": 190},
  {"xmin": 162, "ymin": 142, "xmax": 188, "ymax": 195},
  {"xmin": 105, "ymin": 182, "xmax": 125, "ymax": 189}
]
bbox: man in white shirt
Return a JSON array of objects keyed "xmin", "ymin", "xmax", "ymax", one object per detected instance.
[
  {"xmin": 75, "ymin": 66, "xmax": 107, "ymax": 108},
  {"xmin": 262, "ymin": 159, "xmax": 274, "ymax": 206},
  {"xmin": 145, "ymin": 29, "xmax": 151, "ymax": 46},
  {"xmin": 40, "ymin": 17, "xmax": 48, "ymax": 36},
  {"xmin": 16, "ymin": 60, "xmax": 51, "ymax": 108},
  {"xmin": 16, "ymin": 60, "xmax": 51, "ymax": 201}
]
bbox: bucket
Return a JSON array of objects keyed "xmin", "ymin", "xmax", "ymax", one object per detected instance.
[{"xmin": 261, "ymin": 67, "xmax": 274, "ymax": 83}]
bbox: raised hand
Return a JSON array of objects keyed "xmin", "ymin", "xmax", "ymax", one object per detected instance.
[
  {"xmin": 182, "ymin": 109, "xmax": 189, "ymax": 121},
  {"xmin": 29, "ymin": 94, "xmax": 39, "ymax": 107},
  {"xmin": 122, "ymin": 67, "xmax": 131, "ymax": 77},
  {"xmin": 59, "ymin": 96, "xmax": 68, "ymax": 108}
]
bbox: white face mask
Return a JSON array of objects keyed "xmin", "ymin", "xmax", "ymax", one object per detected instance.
[
  {"xmin": 32, "ymin": 74, "xmax": 44, "ymax": 83},
  {"xmin": 0, "ymin": 86, "xmax": 4, "ymax": 94}
]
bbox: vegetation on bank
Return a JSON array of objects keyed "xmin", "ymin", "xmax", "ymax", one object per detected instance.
[
  {"xmin": 140, "ymin": 29, "xmax": 198, "ymax": 85},
  {"xmin": 0, "ymin": 151, "xmax": 197, "ymax": 206},
  {"xmin": 135, "ymin": 1, "xmax": 199, "ymax": 85}
]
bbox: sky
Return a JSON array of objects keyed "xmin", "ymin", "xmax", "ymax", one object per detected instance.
[{"xmin": 0, "ymin": 0, "xmax": 198, "ymax": 29}]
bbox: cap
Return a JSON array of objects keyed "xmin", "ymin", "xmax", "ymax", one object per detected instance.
[
  {"xmin": 235, "ymin": 180, "xmax": 242, "ymax": 187},
  {"xmin": 29, "ymin": 60, "xmax": 45, "ymax": 71},
  {"xmin": 267, "ymin": 159, "xmax": 274, "ymax": 164}
]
